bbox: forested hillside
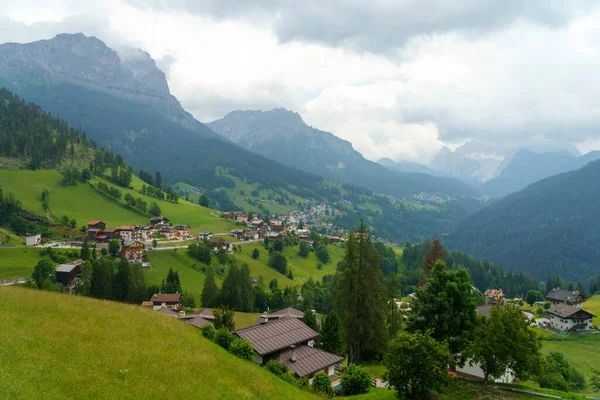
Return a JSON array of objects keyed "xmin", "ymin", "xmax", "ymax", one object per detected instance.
[{"xmin": 447, "ymin": 161, "xmax": 600, "ymax": 283}]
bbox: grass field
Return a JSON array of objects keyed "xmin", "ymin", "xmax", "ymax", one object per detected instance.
[
  {"xmin": 0, "ymin": 227, "xmax": 24, "ymax": 246},
  {"xmin": 0, "ymin": 169, "xmax": 237, "ymax": 232},
  {"xmin": 585, "ymin": 294, "xmax": 600, "ymax": 326},
  {"xmin": 0, "ymin": 286, "xmax": 315, "ymax": 400},
  {"xmin": 0, "ymin": 247, "xmax": 79, "ymax": 279}
]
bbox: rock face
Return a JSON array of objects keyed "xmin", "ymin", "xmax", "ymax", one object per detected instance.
[{"xmin": 0, "ymin": 33, "xmax": 203, "ymax": 132}]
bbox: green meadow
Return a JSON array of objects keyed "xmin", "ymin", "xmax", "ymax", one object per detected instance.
[{"xmin": 0, "ymin": 286, "xmax": 315, "ymax": 400}]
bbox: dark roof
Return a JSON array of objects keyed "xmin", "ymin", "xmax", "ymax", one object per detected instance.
[
  {"xmin": 234, "ymin": 318, "xmax": 319, "ymax": 356},
  {"xmin": 151, "ymin": 293, "xmax": 182, "ymax": 304},
  {"xmin": 156, "ymin": 307, "xmax": 179, "ymax": 317},
  {"xmin": 55, "ymin": 264, "xmax": 79, "ymax": 273},
  {"xmin": 274, "ymin": 346, "xmax": 344, "ymax": 377},
  {"xmin": 187, "ymin": 316, "xmax": 214, "ymax": 329},
  {"xmin": 198, "ymin": 309, "xmax": 215, "ymax": 320},
  {"xmin": 546, "ymin": 288, "xmax": 584, "ymax": 303},
  {"xmin": 123, "ymin": 239, "xmax": 143, "ymax": 247},
  {"xmin": 547, "ymin": 304, "xmax": 595, "ymax": 319},
  {"xmin": 267, "ymin": 307, "xmax": 304, "ymax": 319}
]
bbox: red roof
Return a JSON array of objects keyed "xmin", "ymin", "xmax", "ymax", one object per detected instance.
[
  {"xmin": 116, "ymin": 226, "xmax": 135, "ymax": 231},
  {"xmin": 88, "ymin": 220, "xmax": 103, "ymax": 225},
  {"xmin": 141, "ymin": 301, "xmax": 153, "ymax": 307}
]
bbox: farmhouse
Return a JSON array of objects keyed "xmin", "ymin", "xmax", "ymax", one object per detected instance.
[
  {"xmin": 115, "ymin": 226, "xmax": 135, "ymax": 241},
  {"xmin": 546, "ymin": 288, "xmax": 585, "ymax": 307},
  {"xmin": 87, "ymin": 220, "xmax": 106, "ymax": 240},
  {"xmin": 150, "ymin": 293, "xmax": 182, "ymax": 311},
  {"xmin": 159, "ymin": 225, "xmax": 177, "ymax": 240},
  {"xmin": 121, "ymin": 240, "xmax": 144, "ymax": 263},
  {"xmin": 230, "ymin": 229, "xmax": 246, "ymax": 240},
  {"xmin": 149, "ymin": 216, "xmax": 170, "ymax": 228},
  {"xmin": 258, "ymin": 307, "xmax": 304, "ymax": 323},
  {"xmin": 209, "ymin": 237, "xmax": 232, "ymax": 253},
  {"xmin": 55, "ymin": 260, "xmax": 83, "ymax": 286},
  {"xmin": 198, "ymin": 232, "xmax": 212, "ymax": 241},
  {"xmin": 25, "ymin": 233, "xmax": 41, "ymax": 246},
  {"xmin": 175, "ymin": 224, "xmax": 191, "ymax": 239},
  {"xmin": 234, "ymin": 318, "xmax": 343, "ymax": 383},
  {"xmin": 547, "ymin": 303, "xmax": 595, "ymax": 333},
  {"xmin": 484, "ymin": 289, "xmax": 505, "ymax": 305}
]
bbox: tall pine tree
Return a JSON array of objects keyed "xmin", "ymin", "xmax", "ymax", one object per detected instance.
[
  {"xmin": 322, "ymin": 310, "xmax": 346, "ymax": 357},
  {"xmin": 335, "ymin": 221, "xmax": 388, "ymax": 364},
  {"xmin": 201, "ymin": 268, "xmax": 219, "ymax": 308}
]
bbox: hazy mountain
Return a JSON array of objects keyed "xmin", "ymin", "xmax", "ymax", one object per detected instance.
[
  {"xmin": 377, "ymin": 157, "xmax": 439, "ymax": 175},
  {"xmin": 209, "ymin": 109, "xmax": 480, "ymax": 198},
  {"xmin": 447, "ymin": 160, "xmax": 600, "ymax": 283},
  {"xmin": 481, "ymin": 149, "xmax": 600, "ymax": 198},
  {"xmin": 0, "ymin": 34, "xmax": 336, "ymax": 199}
]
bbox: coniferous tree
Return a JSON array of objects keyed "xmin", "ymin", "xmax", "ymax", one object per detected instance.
[
  {"xmin": 322, "ymin": 309, "xmax": 346, "ymax": 356},
  {"xmin": 115, "ymin": 259, "xmax": 135, "ymax": 303},
  {"xmin": 238, "ymin": 263, "xmax": 255, "ymax": 312},
  {"xmin": 303, "ymin": 309, "xmax": 318, "ymax": 330},
  {"xmin": 201, "ymin": 268, "xmax": 219, "ymax": 308},
  {"xmin": 90, "ymin": 258, "xmax": 115, "ymax": 299},
  {"xmin": 335, "ymin": 221, "xmax": 388, "ymax": 364},
  {"xmin": 423, "ymin": 235, "xmax": 445, "ymax": 278},
  {"xmin": 80, "ymin": 237, "xmax": 91, "ymax": 261}
]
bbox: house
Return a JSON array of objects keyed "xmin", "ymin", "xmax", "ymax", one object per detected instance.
[
  {"xmin": 257, "ymin": 226, "xmax": 269, "ymax": 239},
  {"xmin": 266, "ymin": 231, "xmax": 284, "ymax": 241},
  {"xmin": 149, "ymin": 216, "xmax": 170, "ymax": 228},
  {"xmin": 258, "ymin": 307, "xmax": 304, "ymax": 323},
  {"xmin": 547, "ymin": 304, "xmax": 595, "ymax": 333},
  {"xmin": 175, "ymin": 224, "xmax": 191, "ymax": 239},
  {"xmin": 198, "ymin": 232, "xmax": 212, "ymax": 241},
  {"xmin": 221, "ymin": 212, "xmax": 235, "ymax": 220},
  {"xmin": 55, "ymin": 261, "xmax": 83, "ymax": 286},
  {"xmin": 96, "ymin": 228, "xmax": 115, "ymax": 243},
  {"xmin": 327, "ymin": 235, "xmax": 344, "ymax": 244},
  {"xmin": 209, "ymin": 237, "xmax": 232, "ymax": 253},
  {"xmin": 297, "ymin": 230, "xmax": 310, "ymax": 241},
  {"xmin": 87, "ymin": 220, "xmax": 106, "ymax": 240},
  {"xmin": 138, "ymin": 226, "xmax": 154, "ymax": 241},
  {"xmin": 159, "ymin": 225, "xmax": 177, "ymax": 240},
  {"xmin": 230, "ymin": 229, "xmax": 246, "ymax": 240},
  {"xmin": 270, "ymin": 221, "xmax": 284, "ymax": 232},
  {"xmin": 114, "ymin": 226, "xmax": 136, "ymax": 241},
  {"xmin": 249, "ymin": 220, "xmax": 265, "ymax": 229},
  {"xmin": 25, "ymin": 233, "xmax": 41, "ymax": 246},
  {"xmin": 456, "ymin": 361, "xmax": 515, "ymax": 383},
  {"xmin": 546, "ymin": 288, "xmax": 585, "ymax": 307},
  {"xmin": 237, "ymin": 215, "xmax": 248, "ymax": 224},
  {"xmin": 476, "ymin": 305, "xmax": 492, "ymax": 317},
  {"xmin": 235, "ymin": 318, "xmax": 343, "ymax": 384},
  {"xmin": 484, "ymin": 289, "xmax": 505, "ymax": 305},
  {"xmin": 246, "ymin": 230, "xmax": 259, "ymax": 240},
  {"xmin": 150, "ymin": 293, "xmax": 182, "ymax": 311},
  {"xmin": 141, "ymin": 301, "xmax": 153, "ymax": 308},
  {"xmin": 187, "ymin": 310, "xmax": 216, "ymax": 329},
  {"xmin": 121, "ymin": 240, "xmax": 144, "ymax": 262}
]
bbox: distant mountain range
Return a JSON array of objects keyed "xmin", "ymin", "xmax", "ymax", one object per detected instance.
[
  {"xmin": 446, "ymin": 160, "xmax": 600, "ymax": 283},
  {"xmin": 209, "ymin": 109, "xmax": 479, "ymax": 198},
  {"xmin": 381, "ymin": 145, "xmax": 600, "ymax": 198}
]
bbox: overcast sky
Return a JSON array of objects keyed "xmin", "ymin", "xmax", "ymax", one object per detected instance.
[{"xmin": 1, "ymin": 0, "xmax": 599, "ymax": 162}]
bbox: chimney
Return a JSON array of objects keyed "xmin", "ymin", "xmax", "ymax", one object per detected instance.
[
  {"xmin": 290, "ymin": 345, "xmax": 297, "ymax": 363},
  {"xmin": 260, "ymin": 311, "xmax": 269, "ymax": 324}
]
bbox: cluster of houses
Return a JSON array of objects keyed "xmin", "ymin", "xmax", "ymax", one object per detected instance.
[
  {"xmin": 145, "ymin": 296, "xmax": 344, "ymax": 386},
  {"xmin": 220, "ymin": 213, "xmax": 345, "ymax": 245}
]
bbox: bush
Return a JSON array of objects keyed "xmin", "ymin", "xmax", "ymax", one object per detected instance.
[
  {"xmin": 252, "ymin": 248, "xmax": 260, "ymax": 259},
  {"xmin": 265, "ymin": 360, "xmax": 295, "ymax": 383},
  {"xmin": 312, "ymin": 372, "xmax": 334, "ymax": 397},
  {"xmin": 298, "ymin": 241, "xmax": 310, "ymax": 257},
  {"xmin": 202, "ymin": 324, "xmax": 215, "ymax": 340},
  {"xmin": 536, "ymin": 307, "xmax": 544, "ymax": 315},
  {"xmin": 268, "ymin": 251, "xmax": 288, "ymax": 275},
  {"xmin": 228, "ymin": 339, "xmax": 254, "ymax": 361},
  {"xmin": 536, "ymin": 352, "xmax": 586, "ymax": 391},
  {"xmin": 213, "ymin": 327, "xmax": 234, "ymax": 350},
  {"xmin": 341, "ymin": 364, "xmax": 372, "ymax": 395}
]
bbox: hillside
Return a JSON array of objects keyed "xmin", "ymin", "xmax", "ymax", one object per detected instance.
[
  {"xmin": 0, "ymin": 34, "xmax": 338, "ymax": 202},
  {"xmin": 208, "ymin": 109, "xmax": 480, "ymax": 198},
  {"xmin": 446, "ymin": 161, "xmax": 600, "ymax": 282},
  {"xmin": 0, "ymin": 286, "xmax": 315, "ymax": 399}
]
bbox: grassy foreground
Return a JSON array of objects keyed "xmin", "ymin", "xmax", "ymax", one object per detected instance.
[{"xmin": 0, "ymin": 286, "xmax": 316, "ymax": 400}]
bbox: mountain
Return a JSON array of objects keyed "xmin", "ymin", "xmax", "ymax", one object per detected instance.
[
  {"xmin": 208, "ymin": 109, "xmax": 479, "ymax": 198},
  {"xmin": 0, "ymin": 34, "xmax": 335, "ymax": 200},
  {"xmin": 481, "ymin": 149, "xmax": 600, "ymax": 198},
  {"xmin": 429, "ymin": 146, "xmax": 481, "ymax": 182},
  {"xmin": 377, "ymin": 157, "xmax": 439, "ymax": 175},
  {"xmin": 446, "ymin": 160, "xmax": 600, "ymax": 283}
]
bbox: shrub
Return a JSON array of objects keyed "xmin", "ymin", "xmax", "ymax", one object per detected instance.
[
  {"xmin": 201, "ymin": 325, "xmax": 215, "ymax": 340},
  {"xmin": 228, "ymin": 339, "xmax": 254, "ymax": 361},
  {"xmin": 312, "ymin": 372, "xmax": 334, "ymax": 397},
  {"xmin": 213, "ymin": 327, "xmax": 234, "ymax": 350},
  {"xmin": 265, "ymin": 360, "xmax": 295, "ymax": 383},
  {"xmin": 341, "ymin": 364, "xmax": 372, "ymax": 395},
  {"xmin": 252, "ymin": 248, "xmax": 260, "ymax": 259},
  {"xmin": 536, "ymin": 352, "xmax": 586, "ymax": 391}
]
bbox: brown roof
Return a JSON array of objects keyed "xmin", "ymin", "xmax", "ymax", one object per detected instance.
[
  {"xmin": 116, "ymin": 226, "xmax": 135, "ymax": 231},
  {"xmin": 484, "ymin": 289, "xmax": 504, "ymax": 298},
  {"xmin": 476, "ymin": 306, "xmax": 491, "ymax": 316},
  {"xmin": 141, "ymin": 301, "xmax": 153, "ymax": 307},
  {"xmin": 198, "ymin": 309, "xmax": 215, "ymax": 320},
  {"xmin": 188, "ymin": 316, "xmax": 214, "ymax": 329},
  {"xmin": 235, "ymin": 318, "xmax": 318, "ymax": 356},
  {"xmin": 547, "ymin": 304, "xmax": 595, "ymax": 319},
  {"xmin": 88, "ymin": 220, "xmax": 103, "ymax": 225},
  {"xmin": 151, "ymin": 293, "xmax": 182, "ymax": 304},
  {"xmin": 274, "ymin": 345, "xmax": 344, "ymax": 377},
  {"xmin": 546, "ymin": 288, "xmax": 584, "ymax": 303},
  {"xmin": 267, "ymin": 307, "xmax": 304, "ymax": 319}
]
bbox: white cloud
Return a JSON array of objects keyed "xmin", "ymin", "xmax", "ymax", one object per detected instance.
[{"xmin": 0, "ymin": 0, "xmax": 600, "ymax": 162}]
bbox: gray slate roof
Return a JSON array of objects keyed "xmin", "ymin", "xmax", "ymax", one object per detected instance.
[
  {"xmin": 547, "ymin": 304, "xmax": 595, "ymax": 319},
  {"xmin": 187, "ymin": 316, "xmax": 214, "ymax": 329},
  {"xmin": 546, "ymin": 288, "xmax": 583, "ymax": 303},
  {"xmin": 55, "ymin": 264, "xmax": 78, "ymax": 273},
  {"xmin": 151, "ymin": 293, "xmax": 182, "ymax": 304},
  {"xmin": 234, "ymin": 318, "xmax": 318, "ymax": 356},
  {"xmin": 274, "ymin": 345, "xmax": 344, "ymax": 378},
  {"xmin": 156, "ymin": 307, "xmax": 179, "ymax": 317}
]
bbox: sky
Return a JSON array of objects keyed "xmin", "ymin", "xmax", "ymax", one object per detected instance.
[{"xmin": 0, "ymin": 0, "xmax": 599, "ymax": 163}]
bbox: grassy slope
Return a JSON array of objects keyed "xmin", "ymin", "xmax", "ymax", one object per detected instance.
[
  {"xmin": 585, "ymin": 294, "xmax": 600, "ymax": 326},
  {"xmin": 0, "ymin": 169, "xmax": 236, "ymax": 232},
  {"xmin": 0, "ymin": 247, "xmax": 45, "ymax": 279},
  {"xmin": 0, "ymin": 286, "xmax": 315, "ymax": 400}
]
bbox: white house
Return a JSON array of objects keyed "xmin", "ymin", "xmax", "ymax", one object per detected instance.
[
  {"xmin": 456, "ymin": 360, "xmax": 515, "ymax": 383},
  {"xmin": 25, "ymin": 233, "xmax": 41, "ymax": 246},
  {"xmin": 547, "ymin": 304, "xmax": 595, "ymax": 333}
]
